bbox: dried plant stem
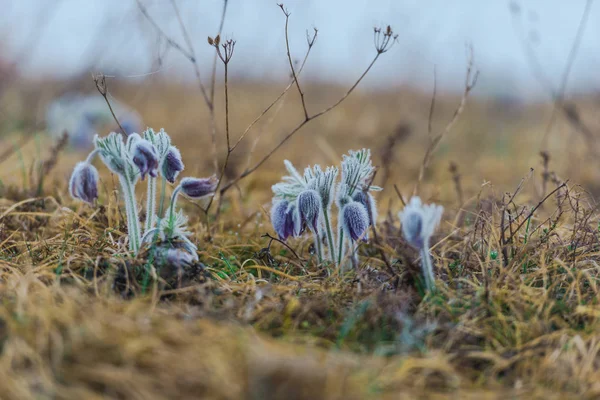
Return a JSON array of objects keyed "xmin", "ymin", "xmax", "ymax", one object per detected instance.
[
  {"xmin": 413, "ymin": 47, "xmax": 478, "ymax": 196},
  {"xmin": 231, "ymin": 29, "xmax": 317, "ymax": 152},
  {"xmin": 280, "ymin": 5, "xmax": 309, "ymax": 119},
  {"xmin": 93, "ymin": 74, "xmax": 127, "ymax": 135},
  {"xmin": 220, "ymin": 52, "xmax": 383, "ymax": 195},
  {"xmin": 137, "ymin": 0, "xmax": 221, "ymax": 173}
]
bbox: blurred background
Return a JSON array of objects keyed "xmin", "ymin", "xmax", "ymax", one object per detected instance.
[{"xmin": 1, "ymin": 0, "xmax": 599, "ymax": 206}]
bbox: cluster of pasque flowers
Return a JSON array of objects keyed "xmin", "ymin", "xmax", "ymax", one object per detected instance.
[
  {"xmin": 271, "ymin": 149, "xmax": 380, "ymax": 268},
  {"xmin": 69, "ymin": 128, "xmax": 217, "ymax": 264},
  {"xmin": 271, "ymin": 148, "xmax": 444, "ymax": 291}
]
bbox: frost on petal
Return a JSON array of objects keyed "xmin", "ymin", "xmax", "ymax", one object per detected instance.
[
  {"xmin": 69, "ymin": 161, "xmax": 99, "ymax": 205},
  {"xmin": 342, "ymin": 201, "xmax": 369, "ymax": 241},
  {"xmin": 179, "ymin": 176, "xmax": 218, "ymax": 199},
  {"xmin": 297, "ymin": 189, "xmax": 322, "ymax": 233},
  {"xmin": 161, "ymin": 146, "xmax": 184, "ymax": 183}
]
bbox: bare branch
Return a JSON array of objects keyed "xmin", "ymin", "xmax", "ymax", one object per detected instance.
[
  {"xmin": 231, "ymin": 27, "xmax": 318, "ymax": 152},
  {"xmin": 279, "ymin": 4, "xmax": 309, "ymax": 120},
  {"xmin": 413, "ymin": 46, "xmax": 478, "ymax": 196},
  {"xmin": 540, "ymin": 0, "xmax": 594, "ymax": 150},
  {"xmin": 92, "ymin": 73, "xmax": 127, "ymax": 135}
]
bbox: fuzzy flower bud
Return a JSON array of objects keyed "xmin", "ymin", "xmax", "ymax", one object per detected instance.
[
  {"xmin": 297, "ymin": 189, "xmax": 321, "ymax": 233},
  {"xmin": 161, "ymin": 146, "xmax": 184, "ymax": 183},
  {"xmin": 342, "ymin": 201, "xmax": 369, "ymax": 241},
  {"xmin": 271, "ymin": 199, "xmax": 300, "ymax": 240},
  {"xmin": 399, "ymin": 196, "xmax": 443, "ymax": 249},
  {"xmin": 179, "ymin": 176, "xmax": 218, "ymax": 199},
  {"xmin": 69, "ymin": 161, "xmax": 99, "ymax": 205},
  {"xmin": 353, "ymin": 191, "xmax": 377, "ymax": 227},
  {"xmin": 131, "ymin": 137, "xmax": 159, "ymax": 180}
]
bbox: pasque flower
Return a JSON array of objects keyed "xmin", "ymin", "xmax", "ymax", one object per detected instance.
[
  {"xmin": 271, "ymin": 149, "xmax": 379, "ymax": 268},
  {"xmin": 342, "ymin": 201, "xmax": 369, "ymax": 241},
  {"xmin": 179, "ymin": 176, "xmax": 218, "ymax": 199},
  {"xmin": 70, "ymin": 128, "xmax": 209, "ymax": 262},
  {"xmin": 162, "ymin": 146, "xmax": 184, "ymax": 183},
  {"xmin": 297, "ymin": 189, "xmax": 322, "ymax": 233},
  {"xmin": 69, "ymin": 161, "xmax": 99, "ymax": 205},
  {"xmin": 399, "ymin": 196, "xmax": 444, "ymax": 292},
  {"xmin": 130, "ymin": 134, "xmax": 159, "ymax": 180},
  {"xmin": 271, "ymin": 199, "xmax": 300, "ymax": 240}
]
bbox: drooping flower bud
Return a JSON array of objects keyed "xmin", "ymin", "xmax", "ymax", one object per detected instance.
[
  {"xmin": 179, "ymin": 176, "xmax": 218, "ymax": 199},
  {"xmin": 352, "ymin": 190, "xmax": 377, "ymax": 227},
  {"xmin": 161, "ymin": 146, "xmax": 184, "ymax": 183},
  {"xmin": 131, "ymin": 136, "xmax": 159, "ymax": 180},
  {"xmin": 69, "ymin": 161, "xmax": 99, "ymax": 205},
  {"xmin": 271, "ymin": 199, "xmax": 300, "ymax": 240},
  {"xmin": 297, "ymin": 189, "xmax": 321, "ymax": 232},
  {"xmin": 342, "ymin": 201, "xmax": 369, "ymax": 241}
]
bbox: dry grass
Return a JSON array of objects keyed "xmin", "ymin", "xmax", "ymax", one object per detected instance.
[{"xmin": 1, "ymin": 77, "xmax": 600, "ymax": 399}]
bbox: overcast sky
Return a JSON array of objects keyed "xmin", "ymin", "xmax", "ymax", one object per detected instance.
[{"xmin": 2, "ymin": 0, "xmax": 599, "ymax": 99}]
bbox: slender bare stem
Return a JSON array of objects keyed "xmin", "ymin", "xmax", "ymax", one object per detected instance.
[
  {"xmin": 231, "ymin": 28, "xmax": 318, "ymax": 152},
  {"xmin": 413, "ymin": 47, "xmax": 478, "ymax": 196},
  {"xmin": 220, "ymin": 51, "xmax": 382, "ymax": 195},
  {"xmin": 279, "ymin": 4, "xmax": 309, "ymax": 120}
]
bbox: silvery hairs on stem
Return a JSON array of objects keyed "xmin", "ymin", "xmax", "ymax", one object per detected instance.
[
  {"xmin": 270, "ymin": 149, "xmax": 379, "ymax": 268},
  {"xmin": 399, "ymin": 196, "xmax": 444, "ymax": 292},
  {"xmin": 69, "ymin": 128, "xmax": 213, "ymax": 269}
]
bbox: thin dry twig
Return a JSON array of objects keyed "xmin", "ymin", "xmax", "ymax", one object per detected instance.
[
  {"xmin": 510, "ymin": 0, "xmax": 596, "ymax": 151},
  {"xmin": 220, "ymin": 23, "xmax": 397, "ymax": 195},
  {"xmin": 279, "ymin": 4, "xmax": 309, "ymax": 120},
  {"xmin": 231, "ymin": 28, "xmax": 318, "ymax": 153},
  {"xmin": 413, "ymin": 46, "xmax": 478, "ymax": 196},
  {"xmin": 137, "ymin": 0, "xmax": 222, "ymax": 172},
  {"xmin": 92, "ymin": 74, "xmax": 127, "ymax": 135}
]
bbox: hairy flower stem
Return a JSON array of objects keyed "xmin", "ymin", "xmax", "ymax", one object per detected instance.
[
  {"xmin": 420, "ymin": 242, "xmax": 436, "ymax": 292},
  {"xmin": 350, "ymin": 241, "xmax": 359, "ymax": 269},
  {"xmin": 337, "ymin": 231, "xmax": 345, "ymax": 267},
  {"xmin": 322, "ymin": 208, "xmax": 336, "ymax": 263},
  {"xmin": 167, "ymin": 184, "xmax": 183, "ymax": 237},
  {"xmin": 314, "ymin": 231, "xmax": 323, "ymax": 263},
  {"xmin": 119, "ymin": 175, "xmax": 141, "ymax": 253},
  {"xmin": 145, "ymin": 176, "xmax": 157, "ymax": 234},
  {"xmin": 157, "ymin": 177, "xmax": 167, "ymax": 218},
  {"xmin": 85, "ymin": 149, "xmax": 100, "ymax": 164}
]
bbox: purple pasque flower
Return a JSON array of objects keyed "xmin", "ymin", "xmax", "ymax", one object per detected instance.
[
  {"xmin": 69, "ymin": 161, "xmax": 99, "ymax": 205},
  {"xmin": 179, "ymin": 176, "xmax": 218, "ymax": 199}
]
